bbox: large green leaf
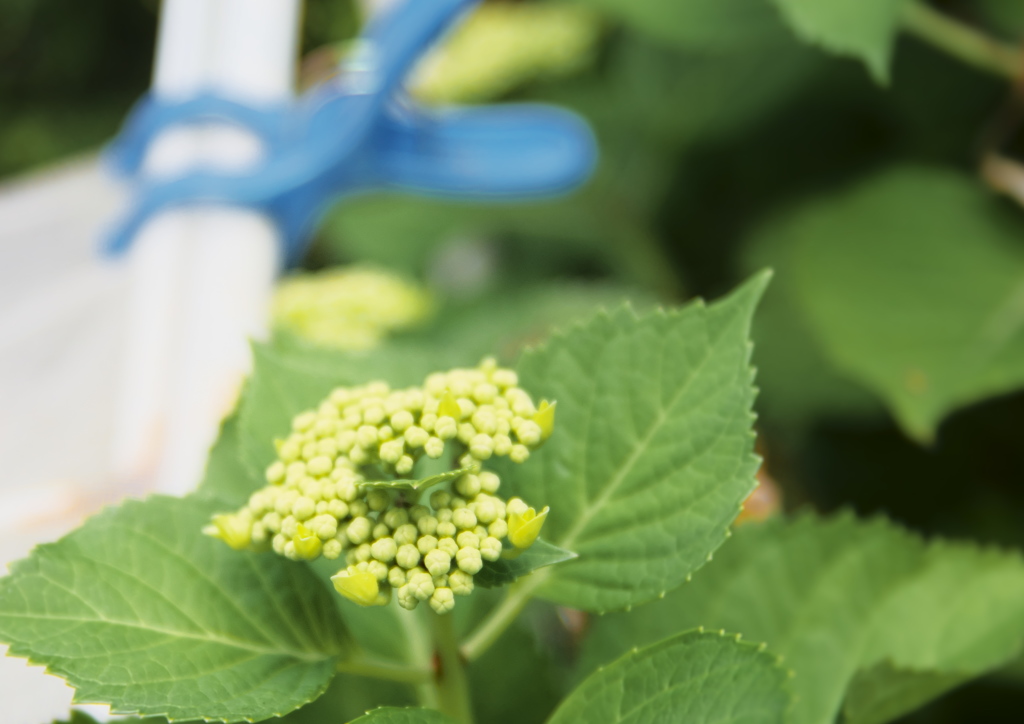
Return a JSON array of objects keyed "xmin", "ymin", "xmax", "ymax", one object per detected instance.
[
  {"xmin": 579, "ymin": 513, "xmax": 1024, "ymax": 724},
  {"xmin": 788, "ymin": 166, "xmax": 1024, "ymax": 442},
  {"xmin": 770, "ymin": 0, "xmax": 908, "ymax": 81},
  {"xmin": 551, "ymin": 630, "xmax": 791, "ymax": 724},
  {"xmin": 349, "ymin": 708, "xmax": 454, "ymax": 724},
  {"xmin": 503, "ymin": 273, "xmax": 768, "ymax": 612},
  {"xmin": 198, "ymin": 412, "xmax": 261, "ymax": 508},
  {"xmin": 0, "ymin": 495, "xmax": 349, "ymax": 722}
]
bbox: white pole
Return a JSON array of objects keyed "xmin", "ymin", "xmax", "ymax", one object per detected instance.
[{"xmin": 111, "ymin": 0, "xmax": 301, "ymax": 494}]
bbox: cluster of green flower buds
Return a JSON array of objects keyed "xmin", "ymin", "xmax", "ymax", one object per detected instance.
[
  {"xmin": 206, "ymin": 359, "xmax": 554, "ymax": 614},
  {"xmin": 272, "ymin": 266, "xmax": 432, "ymax": 350}
]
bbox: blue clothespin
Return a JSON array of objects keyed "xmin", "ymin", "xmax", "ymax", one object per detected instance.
[{"xmin": 105, "ymin": 0, "xmax": 597, "ymax": 267}]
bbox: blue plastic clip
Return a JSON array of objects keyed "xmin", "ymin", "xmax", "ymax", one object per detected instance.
[{"xmin": 105, "ymin": 0, "xmax": 598, "ymax": 267}]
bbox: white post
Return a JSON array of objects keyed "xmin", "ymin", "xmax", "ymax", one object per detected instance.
[{"xmin": 110, "ymin": 0, "xmax": 301, "ymax": 494}]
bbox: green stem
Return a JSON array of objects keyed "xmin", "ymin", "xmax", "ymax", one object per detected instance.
[
  {"xmin": 902, "ymin": 1, "xmax": 1024, "ymax": 80},
  {"xmin": 460, "ymin": 574, "xmax": 544, "ymax": 662},
  {"xmin": 335, "ymin": 654, "xmax": 433, "ymax": 685},
  {"xmin": 429, "ymin": 612, "xmax": 475, "ymax": 724}
]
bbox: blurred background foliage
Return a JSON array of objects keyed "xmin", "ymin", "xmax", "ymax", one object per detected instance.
[{"xmin": 7, "ymin": 0, "xmax": 1024, "ymax": 721}]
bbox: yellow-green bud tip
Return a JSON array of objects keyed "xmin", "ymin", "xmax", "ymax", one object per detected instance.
[
  {"xmin": 207, "ymin": 514, "xmax": 251, "ymax": 551},
  {"xmin": 508, "ymin": 506, "xmax": 549, "ymax": 549},
  {"xmin": 332, "ymin": 570, "xmax": 381, "ymax": 606},
  {"xmin": 535, "ymin": 400, "xmax": 556, "ymax": 441},
  {"xmin": 438, "ymin": 390, "xmax": 461, "ymax": 419},
  {"xmin": 294, "ymin": 523, "xmax": 323, "ymax": 560}
]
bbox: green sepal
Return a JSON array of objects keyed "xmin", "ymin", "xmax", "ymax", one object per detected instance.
[{"xmin": 474, "ymin": 538, "xmax": 578, "ymax": 588}]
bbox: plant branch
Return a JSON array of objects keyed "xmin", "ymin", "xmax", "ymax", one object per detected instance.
[
  {"xmin": 335, "ymin": 654, "xmax": 433, "ymax": 685},
  {"xmin": 429, "ymin": 612, "xmax": 475, "ymax": 724},
  {"xmin": 902, "ymin": 1, "xmax": 1024, "ymax": 80},
  {"xmin": 460, "ymin": 574, "xmax": 545, "ymax": 662}
]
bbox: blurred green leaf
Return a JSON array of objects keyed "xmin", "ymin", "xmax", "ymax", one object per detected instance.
[
  {"xmin": 505, "ymin": 273, "xmax": 767, "ymax": 612},
  {"xmin": 769, "ymin": 0, "xmax": 906, "ymax": 81},
  {"xmin": 577, "ymin": 0, "xmax": 788, "ymax": 52},
  {"xmin": 743, "ymin": 212, "xmax": 882, "ymax": 431},
  {"xmin": 552, "ymin": 630, "xmax": 791, "ymax": 724},
  {"xmin": 579, "ymin": 512, "xmax": 1024, "ymax": 724},
  {"xmin": 0, "ymin": 496, "xmax": 349, "ymax": 722},
  {"xmin": 787, "ymin": 166, "xmax": 1024, "ymax": 442},
  {"xmin": 198, "ymin": 412, "xmax": 261, "ymax": 507}
]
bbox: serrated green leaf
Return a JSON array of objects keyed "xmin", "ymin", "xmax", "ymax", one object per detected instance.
[
  {"xmin": 0, "ymin": 495, "xmax": 350, "ymax": 722},
  {"xmin": 579, "ymin": 513, "xmax": 1024, "ymax": 724},
  {"xmin": 358, "ymin": 467, "xmax": 474, "ymax": 493},
  {"xmin": 473, "ymin": 539, "xmax": 578, "ymax": 589},
  {"xmin": 504, "ymin": 273, "xmax": 768, "ymax": 612},
  {"xmin": 551, "ymin": 630, "xmax": 791, "ymax": 724},
  {"xmin": 349, "ymin": 707, "xmax": 455, "ymax": 724},
  {"xmin": 770, "ymin": 0, "xmax": 906, "ymax": 81},
  {"xmin": 788, "ymin": 166, "xmax": 1024, "ymax": 442}
]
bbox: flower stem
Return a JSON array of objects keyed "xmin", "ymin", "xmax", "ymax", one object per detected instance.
[
  {"xmin": 460, "ymin": 574, "xmax": 544, "ymax": 662},
  {"xmin": 902, "ymin": 1, "xmax": 1024, "ymax": 80},
  {"xmin": 429, "ymin": 612, "xmax": 475, "ymax": 724},
  {"xmin": 335, "ymin": 654, "xmax": 433, "ymax": 685}
]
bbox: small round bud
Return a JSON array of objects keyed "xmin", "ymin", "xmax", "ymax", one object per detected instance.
[
  {"xmin": 353, "ymin": 543, "xmax": 372, "ymax": 563},
  {"xmin": 473, "ymin": 383, "xmax": 498, "ymax": 404},
  {"xmin": 469, "ymin": 434, "xmax": 494, "ymax": 460},
  {"xmin": 307, "ymin": 455, "xmax": 333, "ymax": 477},
  {"xmin": 434, "ymin": 416, "xmax": 458, "ymax": 440},
  {"xmin": 395, "ymin": 455, "xmax": 415, "ymax": 475},
  {"xmin": 424, "ymin": 549, "xmax": 452, "ymax": 577},
  {"xmin": 424, "ymin": 437, "xmax": 445, "ymax": 458},
  {"xmin": 371, "ymin": 537, "xmax": 397, "ymax": 562},
  {"xmin": 456, "ymin": 546, "xmax": 483, "ymax": 575},
  {"xmin": 379, "ymin": 438, "xmax": 405, "ymax": 464},
  {"xmin": 293, "ymin": 411, "xmax": 317, "ymax": 432},
  {"xmin": 265, "ymin": 461, "xmax": 286, "ymax": 484},
  {"xmin": 436, "ymin": 520, "xmax": 457, "ymax": 538},
  {"xmin": 417, "ymin": 535, "xmax": 438, "ymax": 555},
  {"xmin": 383, "ymin": 509, "xmax": 409, "ymax": 529},
  {"xmin": 479, "ymin": 471, "xmax": 501, "ymax": 494},
  {"xmin": 364, "ymin": 406, "xmax": 386, "ymax": 426},
  {"xmin": 456, "ymin": 531, "xmax": 480, "ymax": 549},
  {"xmin": 474, "ymin": 497, "xmax": 498, "ymax": 524},
  {"xmin": 493, "ymin": 434, "xmax": 512, "ymax": 456},
  {"xmin": 349, "ymin": 499, "xmax": 369, "ymax": 517},
  {"xmin": 367, "ymin": 560, "xmax": 389, "ymax": 581},
  {"xmin": 449, "ymin": 569, "xmax": 474, "ymax": 596},
  {"xmin": 394, "ymin": 523, "xmax": 418, "ymax": 546},
  {"xmin": 457, "ymin": 423, "xmax": 476, "ymax": 444},
  {"xmin": 323, "ymin": 539, "xmax": 343, "ymax": 559},
  {"xmin": 397, "ymin": 584, "xmax": 419, "ymax": 610},
  {"xmin": 346, "ymin": 516, "xmax": 372, "ymax": 544},
  {"xmin": 278, "ymin": 440, "xmax": 301, "ymax": 463},
  {"xmin": 436, "ymin": 508, "xmax": 453, "ymax": 522},
  {"xmin": 408, "ymin": 570, "xmax": 435, "ymax": 601},
  {"xmin": 453, "ymin": 508, "xmax": 477, "ymax": 530},
  {"xmin": 510, "ymin": 444, "xmax": 530, "ymax": 463},
  {"xmin": 430, "ymin": 587, "xmax": 456, "ymax": 614},
  {"xmin": 488, "ymin": 519, "xmax": 508, "ymax": 539},
  {"xmin": 480, "ymin": 536, "xmax": 502, "ymax": 561},
  {"xmin": 367, "ymin": 489, "xmax": 391, "ymax": 512},
  {"xmin": 404, "ymin": 426, "xmax": 429, "ymax": 448},
  {"xmin": 418, "ymin": 515, "xmax": 439, "ymax": 536},
  {"xmin": 396, "ymin": 543, "xmax": 421, "ymax": 569},
  {"xmin": 455, "ymin": 474, "xmax": 481, "ymax": 498},
  {"xmin": 390, "ymin": 410, "xmax": 414, "ymax": 432},
  {"xmin": 327, "ymin": 499, "xmax": 349, "ymax": 519},
  {"xmin": 389, "ymin": 566, "xmax": 408, "ymax": 588},
  {"xmin": 430, "ymin": 490, "xmax": 452, "ymax": 510},
  {"xmin": 437, "ymin": 537, "xmax": 459, "ymax": 558},
  {"xmin": 506, "ymin": 498, "xmax": 529, "ymax": 516},
  {"xmin": 373, "ymin": 522, "xmax": 391, "ymax": 540},
  {"xmin": 492, "ymin": 369, "xmax": 518, "ymax": 388},
  {"xmin": 292, "ymin": 496, "xmax": 316, "ymax": 521}
]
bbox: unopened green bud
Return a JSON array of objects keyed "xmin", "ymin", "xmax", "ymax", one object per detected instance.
[
  {"xmin": 424, "ymin": 437, "xmax": 445, "ymax": 459},
  {"xmin": 332, "ymin": 570, "xmax": 380, "ymax": 606},
  {"xmin": 346, "ymin": 516, "xmax": 372, "ymax": 544},
  {"xmin": 404, "ymin": 425, "xmax": 429, "ymax": 448},
  {"xmin": 367, "ymin": 489, "xmax": 391, "ymax": 512},
  {"xmin": 367, "ymin": 559, "xmax": 389, "ymax": 581},
  {"xmin": 456, "ymin": 546, "xmax": 483, "ymax": 575},
  {"xmin": 430, "ymin": 587, "xmax": 456, "ymax": 614},
  {"xmin": 417, "ymin": 535, "xmax": 438, "ymax": 555},
  {"xmin": 425, "ymin": 549, "xmax": 452, "ymax": 576},
  {"xmin": 323, "ymin": 539, "xmax": 343, "ymax": 559},
  {"xmin": 394, "ymin": 523, "xmax": 418, "ymax": 546},
  {"xmin": 418, "ymin": 515, "xmax": 439, "ymax": 536},
  {"xmin": 455, "ymin": 474, "xmax": 481, "ymax": 497},
  {"xmin": 396, "ymin": 543, "xmax": 421, "ymax": 569},
  {"xmin": 449, "ymin": 569, "xmax": 474, "ymax": 596},
  {"xmin": 437, "ymin": 536, "xmax": 460, "ymax": 558},
  {"xmin": 294, "ymin": 524, "xmax": 323, "ymax": 560},
  {"xmin": 437, "ymin": 520, "xmax": 457, "ymax": 538},
  {"xmin": 396, "ymin": 456, "xmax": 414, "ymax": 475},
  {"xmin": 371, "ymin": 537, "xmax": 397, "ymax": 562},
  {"xmin": 265, "ymin": 461, "xmax": 286, "ymax": 484},
  {"xmin": 453, "ymin": 508, "xmax": 477, "ymax": 530},
  {"xmin": 510, "ymin": 444, "xmax": 530, "ymax": 464},
  {"xmin": 480, "ymin": 536, "xmax": 502, "ymax": 561},
  {"xmin": 456, "ymin": 531, "xmax": 480, "ymax": 549},
  {"xmin": 508, "ymin": 505, "xmax": 549, "ymax": 549},
  {"xmin": 388, "ymin": 565, "xmax": 408, "ymax": 588},
  {"xmin": 397, "ymin": 584, "xmax": 419, "ymax": 610},
  {"xmin": 206, "ymin": 514, "xmax": 251, "ymax": 550},
  {"xmin": 408, "ymin": 570, "xmax": 435, "ymax": 601},
  {"xmin": 434, "ymin": 415, "xmax": 458, "ymax": 440},
  {"xmin": 430, "ymin": 490, "xmax": 452, "ymax": 509}
]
